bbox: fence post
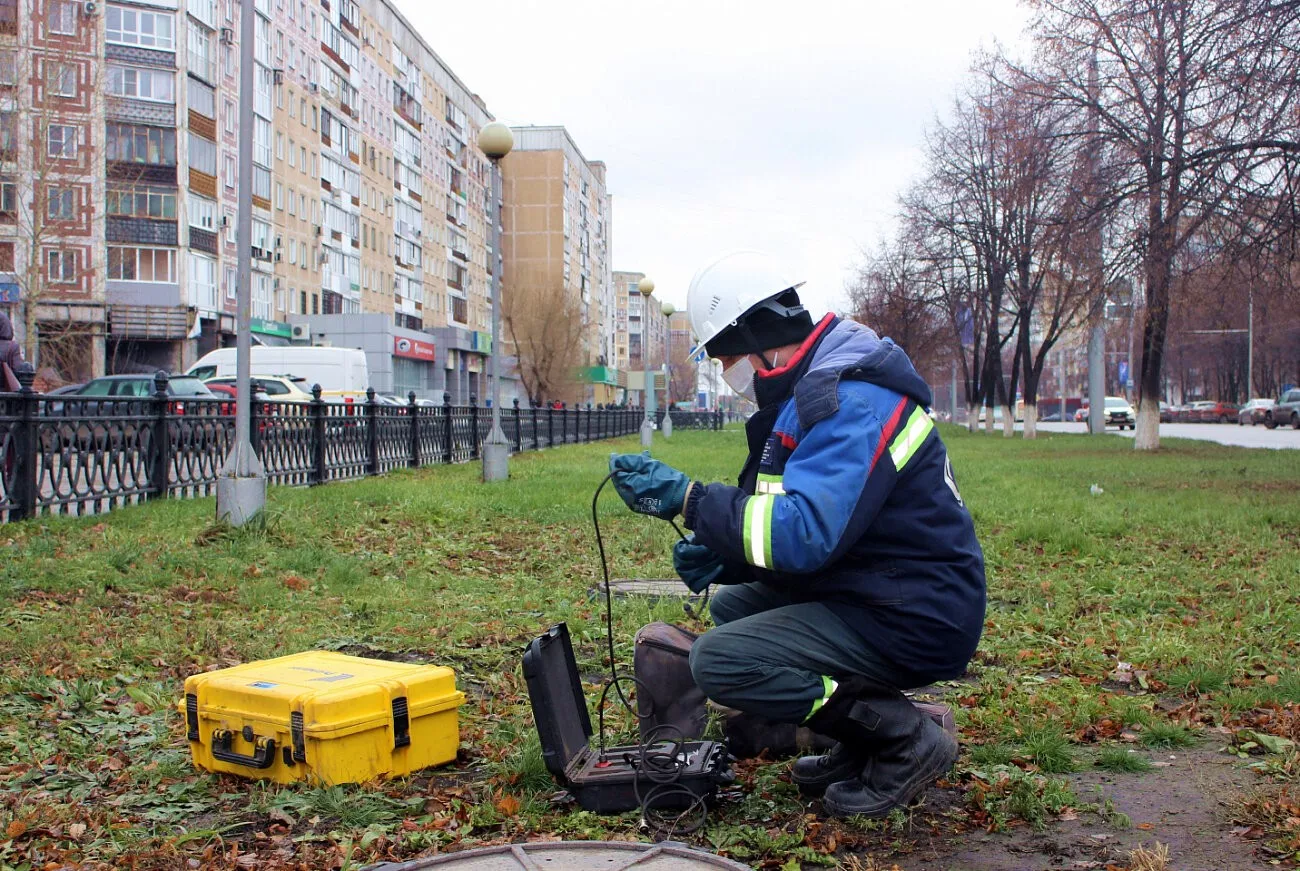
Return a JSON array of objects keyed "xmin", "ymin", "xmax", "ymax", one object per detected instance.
[
  {"xmin": 546, "ymin": 402, "xmax": 554, "ymax": 448},
  {"xmin": 408, "ymin": 392, "xmax": 420, "ymax": 468},
  {"xmin": 366, "ymin": 387, "xmax": 379, "ymax": 476},
  {"xmin": 469, "ymin": 394, "xmax": 479, "ymax": 459},
  {"xmin": 531, "ymin": 402, "xmax": 539, "ymax": 450},
  {"xmin": 443, "ymin": 392, "xmax": 454, "ymax": 464},
  {"xmin": 311, "ymin": 384, "xmax": 327, "ymax": 486},
  {"xmin": 11, "ymin": 363, "xmax": 37, "ymax": 520},
  {"xmin": 149, "ymin": 370, "xmax": 171, "ymax": 500},
  {"xmin": 512, "ymin": 398, "xmax": 522, "ymax": 453},
  {"xmin": 586, "ymin": 403, "xmax": 593, "ymax": 443}
]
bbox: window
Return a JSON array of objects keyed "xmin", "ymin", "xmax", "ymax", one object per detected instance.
[
  {"xmin": 48, "ymin": 0, "xmax": 77, "ymax": 34},
  {"xmin": 49, "ymin": 62, "xmax": 77, "ymax": 97},
  {"xmin": 106, "ymin": 124, "xmax": 176, "ymax": 164},
  {"xmin": 224, "ymin": 99, "xmax": 235, "ymax": 134},
  {"xmin": 190, "ymin": 252, "xmax": 217, "ymax": 310},
  {"xmin": 46, "ymin": 186, "xmax": 75, "ymax": 220},
  {"xmin": 107, "ymin": 246, "xmax": 176, "ymax": 282},
  {"xmin": 223, "ymin": 154, "xmax": 236, "ymax": 187},
  {"xmin": 47, "ymin": 125, "xmax": 78, "ymax": 158},
  {"xmin": 224, "ymin": 265, "xmax": 236, "ymax": 300},
  {"xmin": 187, "ymin": 193, "xmax": 216, "ymax": 228},
  {"xmin": 188, "ymin": 135, "xmax": 216, "ymax": 174},
  {"xmin": 0, "ymin": 242, "xmax": 13, "ymax": 271},
  {"xmin": 0, "ymin": 112, "xmax": 14, "ymax": 156},
  {"xmin": 0, "ymin": 51, "xmax": 14, "ymax": 86},
  {"xmin": 274, "ymin": 182, "xmax": 283, "ymax": 210},
  {"xmin": 275, "ymin": 131, "xmax": 283, "ymax": 161},
  {"xmin": 188, "ymin": 77, "xmax": 215, "ymax": 118},
  {"xmin": 47, "ymin": 248, "xmax": 77, "ymax": 283},
  {"xmin": 0, "ymin": 181, "xmax": 15, "ymax": 217},
  {"xmin": 108, "ymin": 66, "xmax": 174, "ymax": 102},
  {"xmin": 107, "ymin": 5, "xmax": 175, "ymax": 49}
]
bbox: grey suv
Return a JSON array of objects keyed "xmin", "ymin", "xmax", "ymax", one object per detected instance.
[{"xmin": 1265, "ymin": 389, "xmax": 1300, "ymax": 429}]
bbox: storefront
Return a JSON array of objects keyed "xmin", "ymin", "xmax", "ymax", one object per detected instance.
[{"xmin": 287, "ymin": 313, "xmax": 442, "ymax": 399}]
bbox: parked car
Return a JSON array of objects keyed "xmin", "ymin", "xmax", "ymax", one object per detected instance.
[
  {"xmin": 204, "ymin": 375, "xmax": 312, "ymax": 403},
  {"xmin": 1238, "ymin": 398, "xmax": 1274, "ymax": 426},
  {"xmin": 1159, "ymin": 401, "xmax": 1173, "ymax": 423},
  {"xmin": 1200, "ymin": 400, "xmax": 1238, "ymax": 424},
  {"xmin": 1185, "ymin": 400, "xmax": 1216, "ymax": 422},
  {"xmin": 1264, "ymin": 389, "xmax": 1300, "ymax": 429},
  {"xmin": 1080, "ymin": 396, "xmax": 1135, "ymax": 429},
  {"xmin": 74, "ymin": 374, "xmax": 215, "ymax": 400},
  {"xmin": 1073, "ymin": 406, "xmax": 1089, "ymax": 423}
]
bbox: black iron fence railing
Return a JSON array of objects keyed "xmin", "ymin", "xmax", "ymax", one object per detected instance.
[{"xmin": 0, "ymin": 365, "xmax": 726, "ymax": 522}]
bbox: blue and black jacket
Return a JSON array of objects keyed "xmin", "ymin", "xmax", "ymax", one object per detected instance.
[{"xmin": 683, "ymin": 315, "xmax": 986, "ymax": 685}]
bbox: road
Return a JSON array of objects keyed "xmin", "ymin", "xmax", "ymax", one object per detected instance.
[{"xmin": 1024, "ymin": 420, "xmax": 1300, "ymax": 449}]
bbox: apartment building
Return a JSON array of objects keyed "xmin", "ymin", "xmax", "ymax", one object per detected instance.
[
  {"xmin": 610, "ymin": 269, "xmax": 669, "ymax": 407},
  {"xmin": 501, "ymin": 125, "xmax": 614, "ymax": 404},
  {"xmin": 0, "ymin": 0, "xmax": 498, "ymax": 397}
]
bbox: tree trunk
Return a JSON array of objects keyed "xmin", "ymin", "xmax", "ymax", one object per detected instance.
[
  {"xmin": 1135, "ymin": 218, "xmax": 1174, "ymax": 450},
  {"xmin": 1001, "ymin": 403, "xmax": 1015, "ymax": 437},
  {"xmin": 1023, "ymin": 403, "xmax": 1038, "ymax": 439}
]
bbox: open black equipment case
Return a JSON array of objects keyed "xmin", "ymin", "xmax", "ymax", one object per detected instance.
[{"xmin": 522, "ymin": 622, "xmax": 731, "ymax": 814}]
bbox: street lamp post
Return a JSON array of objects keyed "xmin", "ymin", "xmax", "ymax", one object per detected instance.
[
  {"xmin": 215, "ymin": 0, "xmax": 266, "ymax": 526},
  {"xmin": 660, "ymin": 300, "xmax": 675, "ymax": 439},
  {"xmin": 479, "ymin": 121, "xmax": 513, "ymax": 482},
  {"xmin": 638, "ymin": 277, "xmax": 655, "ymax": 448}
]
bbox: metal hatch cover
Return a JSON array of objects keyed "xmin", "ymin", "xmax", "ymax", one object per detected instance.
[{"xmin": 365, "ymin": 840, "xmax": 751, "ymax": 870}]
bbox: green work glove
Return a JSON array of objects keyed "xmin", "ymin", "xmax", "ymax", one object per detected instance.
[
  {"xmin": 673, "ymin": 535, "xmax": 724, "ymax": 593},
  {"xmin": 608, "ymin": 451, "xmax": 690, "ymax": 520}
]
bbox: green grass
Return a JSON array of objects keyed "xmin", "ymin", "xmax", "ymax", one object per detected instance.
[
  {"xmin": 1, "ymin": 426, "xmax": 1299, "ymax": 867},
  {"xmin": 1095, "ymin": 746, "xmax": 1155, "ymax": 773}
]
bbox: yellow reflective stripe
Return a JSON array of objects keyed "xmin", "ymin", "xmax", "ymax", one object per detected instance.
[
  {"xmin": 743, "ymin": 493, "xmax": 776, "ymax": 568},
  {"xmin": 890, "ymin": 407, "xmax": 934, "ymax": 471},
  {"xmin": 756, "ymin": 473, "xmax": 785, "ymax": 495},
  {"xmin": 805, "ymin": 676, "xmax": 839, "ymax": 721}
]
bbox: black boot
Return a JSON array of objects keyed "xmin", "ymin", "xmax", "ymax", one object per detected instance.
[
  {"xmin": 791, "ymin": 697, "xmax": 957, "ymax": 798},
  {"xmin": 820, "ymin": 695, "xmax": 958, "ymax": 818},
  {"xmin": 788, "ymin": 678, "xmax": 879, "ymax": 797}
]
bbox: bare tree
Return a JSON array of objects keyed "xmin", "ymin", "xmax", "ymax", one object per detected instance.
[
  {"xmin": 502, "ymin": 269, "xmax": 586, "ymax": 406},
  {"xmin": 1019, "ymin": 0, "xmax": 1300, "ymax": 449},
  {"xmin": 846, "ymin": 237, "xmax": 950, "ymax": 379}
]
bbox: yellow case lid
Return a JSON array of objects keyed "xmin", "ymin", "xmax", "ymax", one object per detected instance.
[{"xmin": 184, "ymin": 651, "xmax": 464, "ymax": 733}]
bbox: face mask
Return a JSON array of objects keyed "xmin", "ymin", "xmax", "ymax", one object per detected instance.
[{"xmin": 722, "ymin": 356, "xmax": 757, "ymax": 403}]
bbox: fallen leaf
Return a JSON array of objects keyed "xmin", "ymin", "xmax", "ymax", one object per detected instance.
[
  {"xmin": 1264, "ymin": 675, "xmax": 1280, "ymax": 686},
  {"xmin": 1136, "ymin": 822, "xmax": 1154, "ymax": 830},
  {"xmin": 496, "ymin": 794, "xmax": 520, "ymax": 815},
  {"xmin": 282, "ymin": 574, "xmax": 311, "ymax": 591},
  {"xmin": 68, "ymin": 822, "xmax": 86, "ymax": 840},
  {"xmin": 5, "ymin": 820, "xmax": 26, "ymax": 839}
]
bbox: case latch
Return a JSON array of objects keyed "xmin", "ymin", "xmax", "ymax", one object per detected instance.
[
  {"xmin": 185, "ymin": 693, "xmax": 199, "ymax": 742},
  {"xmin": 392, "ymin": 697, "xmax": 411, "ymax": 749}
]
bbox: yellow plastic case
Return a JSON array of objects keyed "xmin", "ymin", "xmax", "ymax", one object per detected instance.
[{"xmin": 181, "ymin": 651, "xmax": 465, "ymax": 785}]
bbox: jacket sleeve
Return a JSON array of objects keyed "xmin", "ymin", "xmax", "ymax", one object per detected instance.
[{"xmin": 687, "ymin": 392, "xmax": 925, "ymax": 575}]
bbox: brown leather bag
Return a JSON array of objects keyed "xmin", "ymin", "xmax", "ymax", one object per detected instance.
[{"xmin": 633, "ymin": 622, "xmax": 708, "ymax": 742}]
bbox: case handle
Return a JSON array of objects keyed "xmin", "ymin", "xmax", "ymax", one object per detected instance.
[{"xmin": 211, "ymin": 728, "xmax": 277, "ymax": 769}]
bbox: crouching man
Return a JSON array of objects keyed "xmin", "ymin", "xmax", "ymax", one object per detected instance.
[{"xmin": 609, "ymin": 252, "xmax": 986, "ymax": 817}]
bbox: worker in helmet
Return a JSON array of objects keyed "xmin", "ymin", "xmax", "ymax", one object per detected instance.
[{"xmin": 608, "ymin": 251, "xmax": 985, "ymax": 818}]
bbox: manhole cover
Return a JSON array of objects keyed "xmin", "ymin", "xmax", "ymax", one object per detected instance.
[
  {"xmin": 366, "ymin": 840, "xmax": 750, "ymax": 870},
  {"xmin": 601, "ymin": 578, "xmax": 696, "ymax": 599}
]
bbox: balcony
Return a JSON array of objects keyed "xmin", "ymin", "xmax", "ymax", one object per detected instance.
[{"xmin": 107, "ymin": 216, "xmax": 178, "ymax": 246}]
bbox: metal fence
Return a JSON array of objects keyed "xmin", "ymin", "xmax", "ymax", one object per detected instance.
[{"xmin": 0, "ymin": 365, "xmax": 726, "ymax": 523}]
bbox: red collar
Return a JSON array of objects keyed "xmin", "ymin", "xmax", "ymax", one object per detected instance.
[{"xmin": 756, "ymin": 313, "xmax": 836, "ymax": 379}]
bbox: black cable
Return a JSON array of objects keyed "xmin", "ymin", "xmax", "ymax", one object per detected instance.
[{"xmin": 591, "ymin": 470, "xmax": 712, "ymax": 837}]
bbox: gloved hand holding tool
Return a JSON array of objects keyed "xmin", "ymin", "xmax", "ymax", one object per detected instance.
[
  {"xmin": 673, "ymin": 535, "xmax": 725, "ymax": 593},
  {"xmin": 608, "ymin": 452, "xmax": 692, "ymax": 520}
]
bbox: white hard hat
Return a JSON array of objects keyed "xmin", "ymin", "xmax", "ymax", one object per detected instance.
[{"xmin": 686, "ymin": 251, "xmax": 806, "ymax": 356}]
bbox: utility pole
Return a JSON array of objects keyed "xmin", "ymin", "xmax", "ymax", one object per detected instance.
[
  {"xmin": 478, "ymin": 123, "xmax": 513, "ymax": 482},
  {"xmin": 216, "ymin": 0, "xmax": 266, "ymax": 525},
  {"xmin": 1247, "ymin": 287, "xmax": 1254, "ymax": 399}
]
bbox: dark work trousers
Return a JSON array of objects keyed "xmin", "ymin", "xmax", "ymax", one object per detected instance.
[{"xmin": 688, "ymin": 582, "xmax": 906, "ymax": 724}]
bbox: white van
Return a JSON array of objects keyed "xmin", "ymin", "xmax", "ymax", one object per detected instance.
[{"xmin": 187, "ymin": 347, "xmax": 368, "ymax": 395}]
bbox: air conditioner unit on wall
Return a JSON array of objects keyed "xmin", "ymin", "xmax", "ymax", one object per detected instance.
[
  {"xmin": 220, "ymin": 27, "xmax": 234, "ymax": 45},
  {"xmin": 291, "ymin": 323, "xmax": 310, "ymax": 341},
  {"xmin": 82, "ymin": 1, "xmax": 98, "ymax": 15}
]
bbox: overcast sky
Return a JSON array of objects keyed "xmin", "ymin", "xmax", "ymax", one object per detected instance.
[{"xmin": 398, "ymin": 0, "xmax": 1030, "ymax": 319}]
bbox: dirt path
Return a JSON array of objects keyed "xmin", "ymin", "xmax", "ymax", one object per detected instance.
[{"xmin": 872, "ymin": 748, "xmax": 1271, "ymax": 870}]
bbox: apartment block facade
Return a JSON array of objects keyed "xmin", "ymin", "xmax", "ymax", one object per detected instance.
[
  {"xmin": 500, "ymin": 125, "xmax": 614, "ymax": 404},
  {"xmin": 610, "ymin": 269, "xmax": 670, "ymax": 406},
  {"xmin": 0, "ymin": 0, "xmax": 498, "ymax": 399}
]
